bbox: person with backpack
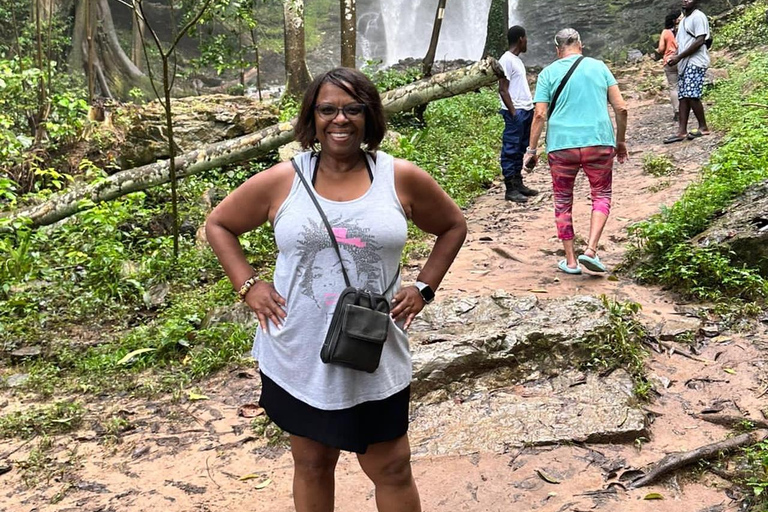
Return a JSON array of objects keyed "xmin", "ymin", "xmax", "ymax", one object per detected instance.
[
  {"xmin": 523, "ymin": 28, "xmax": 628, "ymax": 275},
  {"xmin": 663, "ymin": 0, "xmax": 711, "ymax": 144}
]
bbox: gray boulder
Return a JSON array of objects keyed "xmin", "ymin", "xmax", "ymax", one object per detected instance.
[
  {"xmin": 692, "ymin": 180, "xmax": 768, "ymax": 275},
  {"xmin": 409, "ymin": 293, "xmax": 609, "ymax": 396}
]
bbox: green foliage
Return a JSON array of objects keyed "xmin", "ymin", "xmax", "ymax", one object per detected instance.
[
  {"xmin": 385, "ymin": 88, "xmax": 502, "ymax": 207},
  {"xmin": 251, "ymin": 414, "xmax": 287, "ymax": 447},
  {"xmin": 715, "ymin": 0, "xmax": 768, "ymax": 50},
  {"xmin": 576, "ymin": 297, "xmax": 649, "ymax": 398},
  {"xmin": 0, "ymin": 56, "xmax": 87, "ymax": 195},
  {"xmin": 641, "ymin": 154, "xmax": 676, "ymax": 177},
  {"xmin": 627, "ymin": 49, "xmax": 768, "ymax": 302},
  {"xmin": 739, "ymin": 439, "xmax": 768, "ymax": 509},
  {"xmin": 363, "ymin": 63, "xmax": 424, "ymax": 92},
  {"xmin": 0, "ymin": 402, "xmax": 84, "ymax": 439},
  {"xmin": 278, "ymin": 94, "xmax": 300, "ymax": 122}
]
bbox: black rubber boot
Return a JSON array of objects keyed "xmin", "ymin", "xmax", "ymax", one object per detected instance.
[
  {"xmin": 516, "ymin": 175, "xmax": 539, "ymax": 197},
  {"xmin": 504, "ymin": 178, "xmax": 528, "ymax": 203}
]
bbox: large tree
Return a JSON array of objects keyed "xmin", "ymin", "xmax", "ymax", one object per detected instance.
[
  {"xmin": 70, "ymin": 0, "xmax": 152, "ymax": 99},
  {"xmin": 283, "ymin": 0, "xmax": 312, "ymax": 98},
  {"xmin": 131, "ymin": 0, "xmax": 146, "ymax": 72},
  {"xmin": 340, "ymin": 0, "xmax": 356, "ymax": 68},
  {"xmin": 482, "ymin": 0, "xmax": 508, "ymax": 59}
]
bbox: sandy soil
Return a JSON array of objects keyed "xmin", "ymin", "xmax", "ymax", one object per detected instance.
[{"xmin": 1, "ymin": 91, "xmax": 767, "ymax": 512}]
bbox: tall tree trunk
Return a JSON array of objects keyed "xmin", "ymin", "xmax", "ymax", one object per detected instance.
[
  {"xmin": 482, "ymin": 0, "xmax": 508, "ymax": 58},
  {"xmin": 71, "ymin": 0, "xmax": 152, "ymax": 100},
  {"xmin": 3, "ymin": 58, "xmax": 505, "ymax": 231},
  {"xmin": 283, "ymin": 0, "xmax": 312, "ymax": 99},
  {"xmin": 422, "ymin": 0, "xmax": 447, "ymax": 77},
  {"xmin": 131, "ymin": 0, "xmax": 146, "ymax": 72},
  {"xmin": 340, "ymin": 0, "xmax": 356, "ymax": 68},
  {"xmin": 32, "ymin": 0, "xmax": 56, "ymax": 23}
]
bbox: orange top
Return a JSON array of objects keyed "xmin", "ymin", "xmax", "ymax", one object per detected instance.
[{"xmin": 658, "ymin": 28, "xmax": 678, "ymax": 65}]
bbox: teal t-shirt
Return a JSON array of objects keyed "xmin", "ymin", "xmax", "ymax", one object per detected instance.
[{"xmin": 533, "ymin": 55, "xmax": 618, "ymax": 153}]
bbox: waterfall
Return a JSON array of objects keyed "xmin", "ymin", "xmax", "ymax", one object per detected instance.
[{"xmin": 359, "ymin": 0, "xmax": 523, "ymax": 67}]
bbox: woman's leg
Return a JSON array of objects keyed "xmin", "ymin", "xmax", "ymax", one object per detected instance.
[
  {"xmin": 290, "ymin": 435, "xmax": 341, "ymax": 512},
  {"xmin": 548, "ymin": 149, "xmax": 581, "ymax": 267},
  {"xmin": 581, "ymin": 146, "xmax": 615, "ymax": 257},
  {"xmin": 357, "ymin": 434, "xmax": 421, "ymax": 512},
  {"xmin": 664, "ymin": 66, "xmax": 680, "ymax": 118}
]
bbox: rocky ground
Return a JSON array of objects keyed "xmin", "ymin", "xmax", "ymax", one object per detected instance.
[{"xmin": 1, "ymin": 69, "xmax": 767, "ymax": 512}]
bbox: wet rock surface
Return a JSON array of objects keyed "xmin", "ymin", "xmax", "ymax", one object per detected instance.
[
  {"xmin": 410, "ymin": 293, "xmax": 608, "ymax": 396},
  {"xmin": 410, "ymin": 369, "xmax": 646, "ymax": 455},
  {"xmin": 407, "ymin": 294, "xmax": 646, "ymax": 451}
]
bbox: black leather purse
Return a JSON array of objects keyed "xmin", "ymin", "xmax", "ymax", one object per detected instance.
[{"xmin": 291, "ymin": 156, "xmax": 399, "ymax": 373}]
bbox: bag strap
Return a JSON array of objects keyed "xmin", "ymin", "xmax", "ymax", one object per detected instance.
[
  {"xmin": 547, "ymin": 56, "xmax": 584, "ymax": 119},
  {"xmin": 291, "ymin": 155, "xmax": 400, "ymax": 295},
  {"xmin": 684, "ymin": 12, "xmax": 709, "ymax": 41}
]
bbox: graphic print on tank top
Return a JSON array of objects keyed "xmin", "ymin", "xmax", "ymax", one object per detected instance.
[{"xmin": 296, "ymin": 216, "xmax": 384, "ymax": 311}]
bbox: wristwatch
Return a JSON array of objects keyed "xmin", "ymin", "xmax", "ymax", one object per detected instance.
[{"xmin": 414, "ymin": 281, "xmax": 435, "ymax": 304}]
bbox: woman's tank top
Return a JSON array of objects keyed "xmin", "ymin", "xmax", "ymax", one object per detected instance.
[{"xmin": 252, "ymin": 150, "xmax": 411, "ymax": 410}]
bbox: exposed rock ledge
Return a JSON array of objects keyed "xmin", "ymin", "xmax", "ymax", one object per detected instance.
[
  {"xmin": 408, "ymin": 292, "xmax": 646, "ymax": 453},
  {"xmin": 409, "ymin": 292, "xmax": 609, "ymax": 396},
  {"xmin": 206, "ymin": 292, "xmax": 651, "ymax": 450}
]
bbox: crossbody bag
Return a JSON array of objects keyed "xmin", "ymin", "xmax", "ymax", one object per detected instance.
[
  {"xmin": 547, "ymin": 56, "xmax": 585, "ymax": 119},
  {"xmin": 291, "ymin": 154, "xmax": 399, "ymax": 373}
]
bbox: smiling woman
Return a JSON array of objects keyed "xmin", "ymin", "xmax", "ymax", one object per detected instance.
[{"xmin": 204, "ymin": 67, "xmax": 467, "ymax": 512}]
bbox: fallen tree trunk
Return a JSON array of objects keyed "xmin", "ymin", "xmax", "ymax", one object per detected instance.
[
  {"xmin": 2, "ymin": 58, "xmax": 504, "ymax": 231},
  {"xmin": 629, "ymin": 430, "xmax": 768, "ymax": 488}
]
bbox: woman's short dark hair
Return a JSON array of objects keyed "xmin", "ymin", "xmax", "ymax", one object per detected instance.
[
  {"xmin": 664, "ymin": 12, "xmax": 678, "ymax": 29},
  {"xmin": 294, "ymin": 67, "xmax": 387, "ymax": 151}
]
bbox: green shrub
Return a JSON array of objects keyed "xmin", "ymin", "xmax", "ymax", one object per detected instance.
[
  {"xmin": 642, "ymin": 154, "xmax": 676, "ymax": 177},
  {"xmin": 576, "ymin": 297, "xmax": 649, "ymax": 399},
  {"xmin": 0, "ymin": 401, "xmax": 84, "ymax": 439},
  {"xmin": 385, "ymin": 88, "xmax": 502, "ymax": 207},
  {"xmin": 715, "ymin": 0, "xmax": 768, "ymax": 50}
]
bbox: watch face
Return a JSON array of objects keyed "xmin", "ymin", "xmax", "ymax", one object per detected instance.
[{"xmin": 419, "ymin": 285, "xmax": 435, "ymax": 303}]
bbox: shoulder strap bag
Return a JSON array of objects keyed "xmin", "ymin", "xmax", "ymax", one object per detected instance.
[
  {"xmin": 291, "ymin": 154, "xmax": 399, "ymax": 373},
  {"xmin": 547, "ymin": 56, "xmax": 585, "ymax": 119}
]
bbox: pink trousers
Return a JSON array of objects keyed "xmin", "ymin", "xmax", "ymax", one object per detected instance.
[{"xmin": 548, "ymin": 146, "xmax": 615, "ymax": 240}]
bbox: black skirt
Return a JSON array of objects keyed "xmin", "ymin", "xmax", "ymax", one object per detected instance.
[{"xmin": 258, "ymin": 371, "xmax": 410, "ymax": 454}]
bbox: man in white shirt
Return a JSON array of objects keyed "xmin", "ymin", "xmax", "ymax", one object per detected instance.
[
  {"xmin": 498, "ymin": 25, "xmax": 538, "ymax": 203},
  {"xmin": 664, "ymin": 0, "xmax": 710, "ymax": 143}
]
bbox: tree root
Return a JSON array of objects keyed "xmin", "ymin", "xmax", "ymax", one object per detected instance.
[
  {"xmin": 642, "ymin": 338, "xmax": 710, "ymax": 363},
  {"xmin": 629, "ymin": 430, "xmax": 767, "ymax": 488},
  {"xmin": 692, "ymin": 413, "xmax": 768, "ymax": 430}
]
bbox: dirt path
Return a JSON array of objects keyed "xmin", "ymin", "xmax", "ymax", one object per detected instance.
[{"xmin": 2, "ymin": 95, "xmax": 767, "ymax": 512}]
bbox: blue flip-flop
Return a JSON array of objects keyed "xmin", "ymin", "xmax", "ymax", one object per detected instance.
[
  {"xmin": 578, "ymin": 253, "xmax": 607, "ymax": 273},
  {"xmin": 558, "ymin": 259, "xmax": 582, "ymax": 275}
]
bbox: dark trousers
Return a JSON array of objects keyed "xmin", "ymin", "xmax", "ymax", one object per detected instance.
[{"xmin": 500, "ymin": 108, "xmax": 534, "ymax": 179}]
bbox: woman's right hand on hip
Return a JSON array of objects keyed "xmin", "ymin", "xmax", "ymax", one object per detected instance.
[{"xmin": 245, "ymin": 281, "xmax": 287, "ymax": 333}]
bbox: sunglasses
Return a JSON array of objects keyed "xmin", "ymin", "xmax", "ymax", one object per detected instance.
[
  {"xmin": 554, "ymin": 33, "xmax": 581, "ymax": 47},
  {"xmin": 315, "ymin": 103, "xmax": 366, "ymax": 121}
]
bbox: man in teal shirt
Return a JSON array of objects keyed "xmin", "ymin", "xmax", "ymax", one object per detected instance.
[{"xmin": 524, "ymin": 28, "xmax": 628, "ymax": 275}]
